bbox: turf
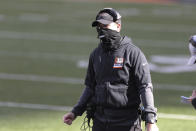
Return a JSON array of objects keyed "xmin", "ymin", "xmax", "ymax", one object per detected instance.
[{"xmin": 0, "ymin": 0, "xmax": 195, "ymax": 131}]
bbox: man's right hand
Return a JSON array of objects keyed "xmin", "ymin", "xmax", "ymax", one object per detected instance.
[{"xmin": 63, "ymin": 112, "xmax": 75, "ymax": 125}]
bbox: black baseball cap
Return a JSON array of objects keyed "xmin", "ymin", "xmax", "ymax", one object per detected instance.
[{"xmin": 92, "ymin": 8, "xmax": 121, "ymax": 27}]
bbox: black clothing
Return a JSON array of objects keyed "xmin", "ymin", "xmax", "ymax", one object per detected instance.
[
  {"xmin": 192, "ymin": 98, "xmax": 196, "ymax": 109},
  {"xmin": 92, "ymin": 117, "xmax": 142, "ymax": 131},
  {"xmin": 97, "ymin": 28, "xmax": 121, "ymax": 51},
  {"xmin": 72, "ymin": 36, "xmax": 156, "ymax": 129}
]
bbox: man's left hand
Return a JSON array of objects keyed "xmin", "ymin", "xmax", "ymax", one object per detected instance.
[{"xmin": 146, "ymin": 123, "xmax": 159, "ymax": 131}]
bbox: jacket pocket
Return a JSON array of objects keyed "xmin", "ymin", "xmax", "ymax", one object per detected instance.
[{"xmin": 107, "ymin": 82, "xmax": 128, "ymax": 107}]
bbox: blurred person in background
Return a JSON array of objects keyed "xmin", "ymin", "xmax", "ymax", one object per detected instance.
[
  {"xmin": 187, "ymin": 35, "xmax": 196, "ymax": 109},
  {"xmin": 63, "ymin": 8, "xmax": 158, "ymax": 131},
  {"xmin": 190, "ymin": 90, "xmax": 196, "ymax": 109}
]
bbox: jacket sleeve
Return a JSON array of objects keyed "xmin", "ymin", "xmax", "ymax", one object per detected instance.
[
  {"xmin": 71, "ymin": 87, "xmax": 94, "ymax": 116},
  {"xmin": 192, "ymin": 98, "xmax": 196, "ymax": 109},
  {"xmin": 130, "ymin": 47, "xmax": 157, "ymax": 116},
  {"xmin": 71, "ymin": 52, "xmax": 96, "ymax": 116}
]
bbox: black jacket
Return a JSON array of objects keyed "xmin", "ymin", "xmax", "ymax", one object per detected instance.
[
  {"xmin": 192, "ymin": 98, "xmax": 196, "ymax": 109},
  {"xmin": 72, "ymin": 36, "xmax": 156, "ymax": 120}
]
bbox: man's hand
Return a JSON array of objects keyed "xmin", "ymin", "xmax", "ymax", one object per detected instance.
[
  {"xmin": 181, "ymin": 90, "xmax": 196, "ymax": 104},
  {"xmin": 146, "ymin": 123, "xmax": 159, "ymax": 131},
  {"xmin": 63, "ymin": 112, "xmax": 75, "ymax": 125}
]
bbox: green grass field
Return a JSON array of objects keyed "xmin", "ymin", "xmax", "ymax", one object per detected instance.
[{"xmin": 0, "ymin": 0, "xmax": 196, "ymax": 131}]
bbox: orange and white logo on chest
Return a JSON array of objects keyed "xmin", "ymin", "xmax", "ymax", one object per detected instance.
[{"xmin": 113, "ymin": 57, "xmax": 124, "ymax": 68}]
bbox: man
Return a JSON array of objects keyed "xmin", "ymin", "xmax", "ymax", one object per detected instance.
[
  {"xmin": 63, "ymin": 8, "xmax": 158, "ymax": 131},
  {"xmin": 187, "ymin": 35, "xmax": 196, "ymax": 109},
  {"xmin": 190, "ymin": 90, "xmax": 196, "ymax": 109}
]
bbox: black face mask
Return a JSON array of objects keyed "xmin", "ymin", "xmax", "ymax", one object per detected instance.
[{"xmin": 96, "ymin": 27, "xmax": 121, "ymax": 51}]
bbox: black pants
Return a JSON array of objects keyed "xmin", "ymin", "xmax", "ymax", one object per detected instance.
[{"xmin": 92, "ymin": 119, "xmax": 142, "ymax": 131}]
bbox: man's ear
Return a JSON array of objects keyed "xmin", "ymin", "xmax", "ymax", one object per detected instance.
[{"xmin": 117, "ymin": 23, "xmax": 121, "ymax": 32}]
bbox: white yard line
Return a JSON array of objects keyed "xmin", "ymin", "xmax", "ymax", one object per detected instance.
[
  {"xmin": 135, "ymin": 39, "xmax": 185, "ymax": 49},
  {"xmin": 0, "ymin": 31, "xmax": 96, "ymax": 43},
  {"xmin": 0, "ymin": 30, "xmax": 186, "ymax": 49},
  {"xmin": 158, "ymin": 113, "xmax": 196, "ymax": 121},
  {"xmin": 154, "ymin": 84, "xmax": 195, "ymax": 91},
  {"xmin": 77, "ymin": 56, "xmax": 196, "ymax": 74},
  {"xmin": 0, "ymin": 101, "xmax": 71, "ymax": 111},
  {"xmin": 19, "ymin": 13, "xmax": 49, "ymax": 22},
  {"xmin": 125, "ymin": 22, "xmax": 196, "ymax": 33},
  {"xmin": 0, "ymin": 101, "xmax": 195, "ymax": 120},
  {"xmin": 0, "ymin": 50, "xmax": 88, "ymax": 61},
  {"xmin": 150, "ymin": 55, "xmax": 189, "ymax": 65},
  {"xmin": 119, "ymin": 8, "xmax": 141, "ymax": 16},
  {"xmin": 0, "ymin": 72, "xmax": 195, "ymax": 91},
  {"xmin": 152, "ymin": 8, "xmax": 188, "ymax": 17},
  {"xmin": 0, "ymin": 73, "xmax": 83, "ymax": 84},
  {"xmin": 150, "ymin": 63, "xmax": 196, "ymax": 73}
]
